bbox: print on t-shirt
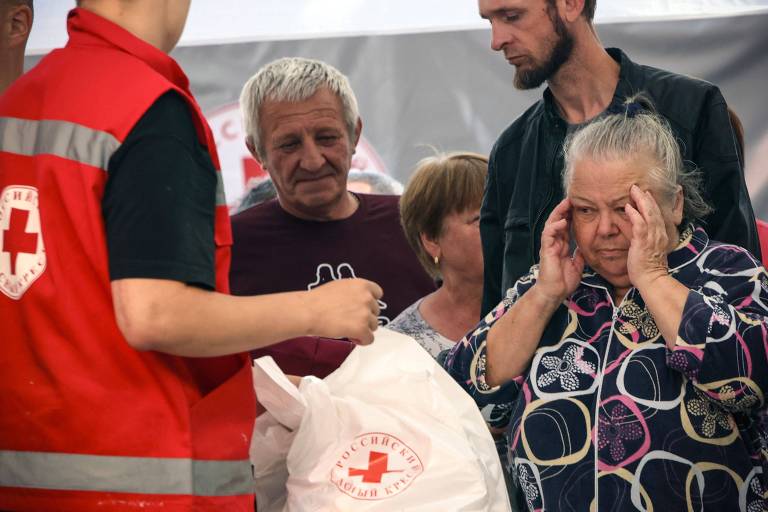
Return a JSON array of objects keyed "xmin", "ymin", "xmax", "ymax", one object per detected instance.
[{"xmin": 308, "ymin": 262, "xmax": 390, "ymax": 325}]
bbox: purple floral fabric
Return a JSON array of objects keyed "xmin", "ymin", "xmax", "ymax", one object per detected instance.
[{"xmin": 444, "ymin": 227, "xmax": 768, "ymax": 511}]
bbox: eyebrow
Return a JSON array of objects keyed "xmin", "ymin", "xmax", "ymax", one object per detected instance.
[
  {"xmin": 479, "ymin": 7, "xmax": 522, "ymax": 20},
  {"xmin": 570, "ymin": 196, "xmax": 631, "ymax": 206},
  {"xmin": 610, "ymin": 196, "xmax": 630, "ymax": 206}
]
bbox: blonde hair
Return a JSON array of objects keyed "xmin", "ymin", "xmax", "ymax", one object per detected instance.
[{"xmin": 400, "ymin": 152, "xmax": 488, "ymax": 279}]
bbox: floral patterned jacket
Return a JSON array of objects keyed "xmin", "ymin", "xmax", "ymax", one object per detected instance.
[{"xmin": 444, "ymin": 227, "xmax": 768, "ymax": 511}]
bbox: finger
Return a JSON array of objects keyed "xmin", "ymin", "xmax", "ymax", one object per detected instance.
[
  {"xmin": 559, "ymin": 221, "xmax": 572, "ymax": 259},
  {"xmin": 642, "ymin": 190, "xmax": 662, "ymax": 215},
  {"xmin": 355, "ymin": 330, "xmax": 374, "ymax": 346},
  {"xmin": 642, "ymin": 190, "xmax": 666, "ymax": 235},
  {"xmin": 370, "ymin": 297, "xmax": 380, "ymax": 315},
  {"xmin": 542, "ymin": 218, "xmax": 568, "ymax": 238},
  {"xmin": 353, "ymin": 336, "xmax": 372, "ymax": 346},
  {"xmin": 366, "ymin": 280, "xmax": 384, "ymax": 299},
  {"xmin": 630, "ymin": 185, "xmax": 659, "ymax": 224},
  {"xmin": 624, "ymin": 202, "xmax": 645, "ymax": 238},
  {"xmin": 540, "ymin": 220, "xmax": 560, "ymax": 247},
  {"xmin": 541, "ymin": 219, "xmax": 567, "ymax": 252},
  {"xmin": 545, "ymin": 198, "xmax": 572, "ymax": 226},
  {"xmin": 629, "ymin": 184, "xmax": 645, "ymax": 206}
]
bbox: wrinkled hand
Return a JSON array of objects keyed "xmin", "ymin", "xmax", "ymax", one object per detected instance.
[
  {"xmin": 535, "ymin": 198, "xmax": 585, "ymax": 305},
  {"xmin": 622, "ymin": 185, "xmax": 670, "ymax": 289},
  {"xmin": 304, "ymin": 278, "xmax": 383, "ymax": 345}
]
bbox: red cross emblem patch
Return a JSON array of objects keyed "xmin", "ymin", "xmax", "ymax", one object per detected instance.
[{"xmin": 0, "ymin": 186, "xmax": 46, "ymax": 299}]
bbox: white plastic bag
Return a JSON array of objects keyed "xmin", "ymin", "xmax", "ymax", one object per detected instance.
[{"xmin": 250, "ymin": 328, "xmax": 511, "ymax": 511}]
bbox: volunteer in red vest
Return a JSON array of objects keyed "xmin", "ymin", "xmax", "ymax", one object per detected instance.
[{"xmin": 0, "ymin": 1, "xmax": 382, "ymax": 511}]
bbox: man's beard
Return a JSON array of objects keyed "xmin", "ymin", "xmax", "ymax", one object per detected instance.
[{"xmin": 513, "ymin": 13, "xmax": 574, "ymax": 90}]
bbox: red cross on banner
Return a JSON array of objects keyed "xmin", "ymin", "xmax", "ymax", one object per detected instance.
[
  {"xmin": 2, "ymin": 208, "xmax": 37, "ymax": 274},
  {"xmin": 348, "ymin": 451, "xmax": 403, "ymax": 484},
  {"xmin": 242, "ymin": 157, "xmax": 266, "ymax": 187}
]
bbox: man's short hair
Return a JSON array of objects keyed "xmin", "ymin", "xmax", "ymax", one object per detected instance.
[
  {"xmin": 399, "ymin": 152, "xmax": 488, "ymax": 279},
  {"xmin": 239, "ymin": 57, "xmax": 360, "ymax": 161}
]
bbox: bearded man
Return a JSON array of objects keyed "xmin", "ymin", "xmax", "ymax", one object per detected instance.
[{"xmin": 478, "ymin": 0, "xmax": 760, "ymax": 315}]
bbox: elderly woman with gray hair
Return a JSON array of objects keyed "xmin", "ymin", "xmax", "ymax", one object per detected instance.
[{"xmin": 444, "ymin": 96, "xmax": 768, "ymax": 511}]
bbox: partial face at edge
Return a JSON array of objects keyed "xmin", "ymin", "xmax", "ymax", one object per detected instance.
[{"xmin": 163, "ymin": 0, "xmax": 192, "ymax": 52}]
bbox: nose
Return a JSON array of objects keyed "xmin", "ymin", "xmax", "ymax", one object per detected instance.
[
  {"xmin": 596, "ymin": 211, "xmax": 620, "ymax": 238},
  {"xmin": 299, "ymin": 139, "xmax": 325, "ymax": 172},
  {"xmin": 490, "ymin": 22, "xmax": 508, "ymax": 52}
]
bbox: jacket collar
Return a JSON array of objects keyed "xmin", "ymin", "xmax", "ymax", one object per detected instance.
[
  {"xmin": 668, "ymin": 224, "xmax": 708, "ymax": 271},
  {"xmin": 579, "ymin": 224, "xmax": 708, "ymax": 290},
  {"xmin": 542, "ymin": 47, "xmax": 636, "ymax": 124},
  {"xmin": 66, "ymin": 8, "xmax": 191, "ymax": 94}
]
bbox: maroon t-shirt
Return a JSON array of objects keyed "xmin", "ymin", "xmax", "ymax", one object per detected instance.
[{"xmin": 230, "ymin": 193, "xmax": 436, "ymax": 376}]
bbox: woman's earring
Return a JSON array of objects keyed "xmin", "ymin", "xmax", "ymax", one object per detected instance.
[{"xmin": 434, "ymin": 255, "xmax": 439, "ymax": 265}]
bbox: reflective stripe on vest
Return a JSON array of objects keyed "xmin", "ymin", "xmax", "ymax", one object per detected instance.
[
  {"xmin": 215, "ymin": 170, "xmax": 227, "ymax": 206},
  {"xmin": 1, "ymin": 116, "xmax": 229, "ymax": 207},
  {"xmin": 0, "ymin": 450, "xmax": 253, "ymax": 496},
  {"xmin": 0, "ymin": 117, "xmax": 120, "ymax": 170}
]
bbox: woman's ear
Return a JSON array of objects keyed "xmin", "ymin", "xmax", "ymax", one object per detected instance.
[
  {"xmin": 419, "ymin": 232, "xmax": 440, "ymax": 261},
  {"xmin": 672, "ymin": 185, "xmax": 684, "ymax": 225}
]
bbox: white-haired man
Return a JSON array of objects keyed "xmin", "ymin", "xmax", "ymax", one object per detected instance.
[
  {"xmin": 231, "ymin": 57, "xmax": 434, "ymax": 375},
  {"xmin": 479, "ymin": 0, "xmax": 760, "ymax": 315},
  {"xmin": 0, "ymin": 2, "xmax": 381, "ymax": 510}
]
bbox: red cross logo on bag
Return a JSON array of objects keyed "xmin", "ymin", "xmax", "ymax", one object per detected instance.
[
  {"xmin": 330, "ymin": 432, "xmax": 424, "ymax": 501},
  {"xmin": 0, "ymin": 186, "xmax": 46, "ymax": 299},
  {"xmin": 348, "ymin": 451, "xmax": 403, "ymax": 483}
]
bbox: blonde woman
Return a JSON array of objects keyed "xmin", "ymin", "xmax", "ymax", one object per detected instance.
[{"xmin": 389, "ymin": 152, "xmax": 487, "ymax": 358}]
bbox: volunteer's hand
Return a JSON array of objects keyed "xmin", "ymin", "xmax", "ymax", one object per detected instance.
[
  {"xmin": 304, "ymin": 278, "xmax": 383, "ymax": 345},
  {"xmin": 533, "ymin": 198, "xmax": 584, "ymax": 306}
]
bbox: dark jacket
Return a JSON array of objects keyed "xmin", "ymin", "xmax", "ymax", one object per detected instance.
[{"xmin": 481, "ymin": 47, "xmax": 760, "ymax": 315}]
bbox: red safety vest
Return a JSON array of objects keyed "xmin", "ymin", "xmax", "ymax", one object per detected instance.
[{"xmin": 0, "ymin": 8, "xmax": 254, "ymax": 511}]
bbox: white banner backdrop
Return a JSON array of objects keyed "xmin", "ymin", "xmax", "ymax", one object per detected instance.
[
  {"xmin": 26, "ymin": 1, "xmax": 768, "ymax": 52},
  {"xmin": 24, "ymin": 3, "xmax": 768, "ymax": 219}
]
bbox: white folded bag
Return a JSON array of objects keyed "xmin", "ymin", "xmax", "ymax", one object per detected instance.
[{"xmin": 250, "ymin": 327, "xmax": 511, "ymax": 512}]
